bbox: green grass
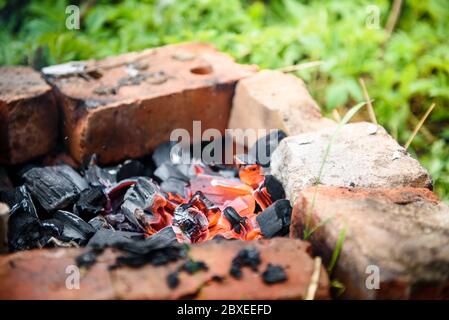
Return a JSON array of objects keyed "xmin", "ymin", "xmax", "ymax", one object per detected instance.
[{"xmin": 1, "ymin": 0, "xmax": 448, "ymax": 201}]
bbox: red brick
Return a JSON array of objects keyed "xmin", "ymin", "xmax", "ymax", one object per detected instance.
[
  {"xmin": 0, "ymin": 67, "xmax": 58, "ymax": 164},
  {"xmin": 291, "ymin": 186, "xmax": 449, "ymax": 299},
  {"xmin": 48, "ymin": 43, "xmax": 256, "ymax": 164},
  {"xmin": 228, "ymin": 70, "xmax": 335, "ymax": 147},
  {"xmin": 0, "ymin": 238, "xmax": 330, "ymax": 300}
]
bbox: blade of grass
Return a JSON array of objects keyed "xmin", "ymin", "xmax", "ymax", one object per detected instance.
[
  {"xmin": 327, "ymin": 226, "xmax": 347, "ymax": 274},
  {"xmin": 358, "ymin": 77, "xmax": 377, "ymax": 124},
  {"xmin": 405, "ymin": 103, "xmax": 436, "ymax": 150},
  {"xmin": 303, "ymin": 101, "xmax": 367, "ymax": 239},
  {"xmin": 277, "ymin": 61, "xmax": 323, "ymax": 73}
]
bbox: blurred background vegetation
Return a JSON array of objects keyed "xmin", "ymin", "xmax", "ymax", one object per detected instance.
[{"xmin": 0, "ymin": 0, "xmax": 448, "ymax": 201}]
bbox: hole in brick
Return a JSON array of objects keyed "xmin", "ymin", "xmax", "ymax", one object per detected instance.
[{"xmin": 190, "ymin": 65, "xmax": 213, "ymax": 75}]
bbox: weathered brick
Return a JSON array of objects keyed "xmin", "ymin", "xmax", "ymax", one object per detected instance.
[
  {"xmin": 271, "ymin": 122, "xmax": 432, "ymax": 205},
  {"xmin": 0, "ymin": 238, "xmax": 330, "ymax": 300},
  {"xmin": 0, "ymin": 66, "xmax": 58, "ymax": 164},
  {"xmin": 47, "ymin": 43, "xmax": 256, "ymax": 164},
  {"xmin": 291, "ymin": 186, "xmax": 449, "ymax": 299},
  {"xmin": 228, "ymin": 70, "xmax": 335, "ymax": 147}
]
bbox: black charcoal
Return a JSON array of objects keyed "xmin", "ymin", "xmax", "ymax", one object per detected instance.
[
  {"xmin": 75, "ymin": 249, "xmax": 103, "ymax": 269},
  {"xmin": 181, "ymin": 259, "xmax": 209, "ymax": 274},
  {"xmin": 88, "ymin": 215, "xmax": 113, "ymax": 231},
  {"xmin": 52, "ymin": 210, "xmax": 96, "ymax": 245},
  {"xmin": 117, "ymin": 159, "xmax": 147, "ymax": 181},
  {"xmin": 84, "ymin": 155, "xmax": 116, "ymax": 187},
  {"xmin": 73, "ymin": 186, "xmax": 107, "ymax": 220},
  {"xmin": 229, "ymin": 247, "xmax": 261, "ymax": 279},
  {"xmin": 23, "ymin": 165, "xmax": 88, "ymax": 212},
  {"xmin": 256, "ymin": 200, "xmax": 292, "ymax": 238},
  {"xmin": 248, "ymin": 129, "xmax": 287, "ymax": 167},
  {"xmin": 114, "ymin": 226, "xmax": 177, "ymax": 254},
  {"xmin": 263, "ymin": 175, "xmax": 285, "ymax": 202},
  {"xmin": 172, "ymin": 203, "xmax": 209, "ymax": 243},
  {"xmin": 223, "ymin": 206, "xmax": 247, "ymax": 234},
  {"xmin": 121, "ymin": 177, "xmax": 160, "ymax": 229},
  {"xmin": 167, "ymin": 271, "xmax": 180, "ymax": 289},
  {"xmin": 87, "ymin": 228, "xmax": 143, "ymax": 248},
  {"xmin": 262, "ymin": 264, "xmax": 287, "ymax": 284},
  {"xmin": 7, "ymin": 186, "xmax": 57, "ymax": 252}
]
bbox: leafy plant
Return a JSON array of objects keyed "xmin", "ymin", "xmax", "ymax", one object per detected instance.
[{"xmin": 1, "ymin": 0, "xmax": 448, "ymax": 201}]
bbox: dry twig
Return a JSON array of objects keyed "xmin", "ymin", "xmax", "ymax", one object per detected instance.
[
  {"xmin": 305, "ymin": 256, "xmax": 322, "ymax": 300},
  {"xmin": 358, "ymin": 77, "xmax": 377, "ymax": 124},
  {"xmin": 405, "ymin": 103, "xmax": 436, "ymax": 150}
]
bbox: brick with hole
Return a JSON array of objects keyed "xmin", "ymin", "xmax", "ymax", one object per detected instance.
[
  {"xmin": 270, "ymin": 122, "xmax": 432, "ymax": 205},
  {"xmin": 0, "ymin": 66, "xmax": 58, "ymax": 164},
  {"xmin": 291, "ymin": 186, "xmax": 449, "ymax": 299},
  {"xmin": 47, "ymin": 43, "xmax": 257, "ymax": 164},
  {"xmin": 228, "ymin": 70, "xmax": 335, "ymax": 147}
]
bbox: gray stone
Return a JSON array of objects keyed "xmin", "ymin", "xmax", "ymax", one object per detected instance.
[{"xmin": 270, "ymin": 122, "xmax": 432, "ymax": 205}]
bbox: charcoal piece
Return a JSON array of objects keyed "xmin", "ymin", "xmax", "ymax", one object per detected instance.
[
  {"xmin": 75, "ymin": 249, "xmax": 103, "ymax": 269},
  {"xmin": 160, "ymin": 177, "xmax": 189, "ymax": 197},
  {"xmin": 73, "ymin": 186, "xmax": 107, "ymax": 220},
  {"xmin": 23, "ymin": 165, "xmax": 88, "ymax": 212},
  {"xmin": 167, "ymin": 271, "xmax": 180, "ymax": 289},
  {"xmin": 88, "ymin": 215, "xmax": 113, "ymax": 231},
  {"xmin": 181, "ymin": 259, "xmax": 209, "ymax": 274},
  {"xmin": 256, "ymin": 200, "xmax": 292, "ymax": 238},
  {"xmin": 154, "ymin": 162, "xmax": 189, "ymax": 182},
  {"xmin": 248, "ymin": 129, "xmax": 287, "ymax": 167},
  {"xmin": 172, "ymin": 204, "xmax": 209, "ymax": 243},
  {"xmin": 263, "ymin": 175, "xmax": 285, "ymax": 202},
  {"xmin": 7, "ymin": 186, "xmax": 57, "ymax": 252},
  {"xmin": 223, "ymin": 206, "xmax": 247, "ymax": 234},
  {"xmin": 121, "ymin": 177, "xmax": 160, "ymax": 229},
  {"xmin": 52, "ymin": 210, "xmax": 96, "ymax": 245},
  {"xmin": 112, "ymin": 244, "xmax": 185, "ymax": 269},
  {"xmin": 116, "ymin": 160, "xmax": 147, "ymax": 181},
  {"xmin": 211, "ymin": 275, "xmax": 224, "ymax": 283},
  {"xmin": 84, "ymin": 164, "xmax": 116, "ymax": 188},
  {"xmin": 87, "ymin": 228, "xmax": 144, "ymax": 248},
  {"xmin": 262, "ymin": 264, "xmax": 287, "ymax": 284},
  {"xmin": 229, "ymin": 247, "xmax": 261, "ymax": 279},
  {"xmin": 152, "ymin": 141, "xmax": 177, "ymax": 167},
  {"xmin": 114, "ymin": 226, "xmax": 177, "ymax": 254}
]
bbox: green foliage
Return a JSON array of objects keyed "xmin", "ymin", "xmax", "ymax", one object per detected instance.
[{"xmin": 1, "ymin": 0, "xmax": 448, "ymax": 200}]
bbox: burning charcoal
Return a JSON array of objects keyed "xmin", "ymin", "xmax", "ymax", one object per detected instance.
[
  {"xmin": 154, "ymin": 162, "xmax": 189, "ymax": 182},
  {"xmin": 74, "ymin": 186, "xmax": 107, "ymax": 220},
  {"xmin": 160, "ymin": 177, "xmax": 189, "ymax": 198},
  {"xmin": 52, "ymin": 210, "xmax": 96, "ymax": 245},
  {"xmin": 7, "ymin": 186, "xmax": 57, "ymax": 252},
  {"xmin": 229, "ymin": 247, "xmax": 261, "ymax": 279},
  {"xmin": 239, "ymin": 164, "xmax": 264, "ymax": 189},
  {"xmin": 223, "ymin": 206, "xmax": 248, "ymax": 234},
  {"xmin": 181, "ymin": 259, "xmax": 209, "ymax": 274},
  {"xmin": 152, "ymin": 141, "xmax": 177, "ymax": 167},
  {"xmin": 263, "ymin": 175, "xmax": 285, "ymax": 202},
  {"xmin": 116, "ymin": 159, "xmax": 148, "ymax": 181},
  {"xmin": 248, "ymin": 129, "xmax": 287, "ymax": 167},
  {"xmin": 23, "ymin": 165, "xmax": 88, "ymax": 212},
  {"xmin": 87, "ymin": 228, "xmax": 144, "ymax": 248},
  {"xmin": 121, "ymin": 177, "xmax": 163, "ymax": 230},
  {"xmin": 172, "ymin": 204, "xmax": 209, "ymax": 243},
  {"xmin": 256, "ymin": 200, "xmax": 292, "ymax": 238},
  {"xmin": 262, "ymin": 264, "xmax": 287, "ymax": 284},
  {"xmin": 167, "ymin": 271, "xmax": 180, "ymax": 289},
  {"xmin": 75, "ymin": 249, "xmax": 103, "ymax": 269},
  {"xmin": 88, "ymin": 215, "xmax": 113, "ymax": 231}
]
